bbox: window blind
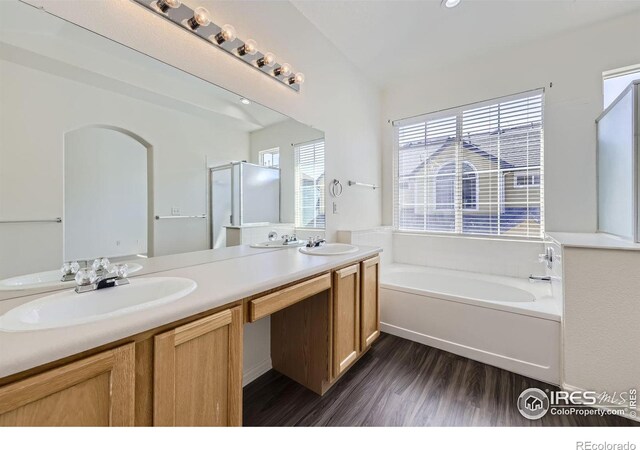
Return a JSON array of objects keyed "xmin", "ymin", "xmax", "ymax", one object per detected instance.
[
  {"xmin": 394, "ymin": 90, "xmax": 544, "ymax": 239},
  {"xmin": 295, "ymin": 139, "xmax": 325, "ymax": 228}
]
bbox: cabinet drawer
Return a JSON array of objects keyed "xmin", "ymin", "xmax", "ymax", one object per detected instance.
[{"xmin": 249, "ymin": 273, "xmax": 332, "ymax": 322}]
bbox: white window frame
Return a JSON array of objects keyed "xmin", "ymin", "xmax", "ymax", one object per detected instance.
[
  {"xmin": 259, "ymin": 147, "xmax": 280, "ymax": 168},
  {"xmin": 294, "ymin": 139, "xmax": 325, "ymax": 229},
  {"xmin": 513, "ymin": 170, "xmax": 541, "ymax": 189},
  {"xmin": 434, "ymin": 161, "xmax": 479, "ymax": 211},
  {"xmin": 603, "ymin": 64, "xmax": 640, "ymax": 109},
  {"xmin": 392, "ymin": 89, "xmax": 544, "ymax": 240}
]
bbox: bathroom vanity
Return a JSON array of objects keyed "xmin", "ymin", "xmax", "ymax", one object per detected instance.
[
  {"xmin": 0, "ymin": 247, "xmax": 381, "ymax": 426},
  {"xmin": 0, "ymin": 1, "xmax": 383, "ymax": 427}
]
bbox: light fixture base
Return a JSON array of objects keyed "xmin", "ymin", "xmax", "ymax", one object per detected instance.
[{"xmin": 132, "ymin": 0, "xmax": 301, "ymax": 92}]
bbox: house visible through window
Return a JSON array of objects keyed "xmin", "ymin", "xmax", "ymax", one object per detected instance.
[
  {"xmin": 259, "ymin": 148, "xmax": 279, "ymax": 168},
  {"xmin": 394, "ymin": 90, "xmax": 544, "ymax": 238},
  {"xmin": 435, "ymin": 162, "xmax": 478, "ymax": 210},
  {"xmin": 294, "ymin": 139, "xmax": 325, "ymax": 229}
]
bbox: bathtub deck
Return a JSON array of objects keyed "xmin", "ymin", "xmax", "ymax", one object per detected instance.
[{"xmin": 244, "ymin": 333, "xmax": 637, "ymax": 427}]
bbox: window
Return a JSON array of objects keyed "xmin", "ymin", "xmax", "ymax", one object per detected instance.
[
  {"xmin": 514, "ymin": 171, "xmax": 540, "ymax": 188},
  {"xmin": 294, "ymin": 139, "xmax": 325, "ymax": 228},
  {"xmin": 394, "ymin": 90, "xmax": 544, "ymax": 238},
  {"xmin": 435, "ymin": 163, "xmax": 455, "ymax": 210},
  {"xmin": 435, "ymin": 162, "xmax": 478, "ymax": 210},
  {"xmin": 259, "ymin": 148, "xmax": 279, "ymax": 168},
  {"xmin": 603, "ymin": 65, "xmax": 640, "ymax": 109}
]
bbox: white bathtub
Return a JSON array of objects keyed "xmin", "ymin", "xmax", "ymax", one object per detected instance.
[{"xmin": 380, "ymin": 264, "xmax": 561, "ymax": 384}]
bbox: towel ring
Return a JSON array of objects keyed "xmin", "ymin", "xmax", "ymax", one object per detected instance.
[{"xmin": 329, "ymin": 179, "xmax": 343, "ymax": 198}]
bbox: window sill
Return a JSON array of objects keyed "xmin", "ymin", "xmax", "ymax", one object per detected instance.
[{"xmin": 393, "ymin": 230, "xmax": 543, "ymax": 243}]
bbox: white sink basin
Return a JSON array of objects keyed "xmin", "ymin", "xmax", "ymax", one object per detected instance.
[
  {"xmin": 250, "ymin": 240, "xmax": 307, "ymax": 248},
  {"xmin": 0, "ymin": 277, "xmax": 197, "ymax": 331},
  {"xmin": 299, "ymin": 243, "xmax": 359, "ymax": 256},
  {"xmin": 0, "ymin": 263, "xmax": 143, "ymax": 291}
]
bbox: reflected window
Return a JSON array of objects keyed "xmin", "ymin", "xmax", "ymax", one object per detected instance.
[
  {"xmin": 259, "ymin": 148, "xmax": 280, "ymax": 168},
  {"xmin": 294, "ymin": 139, "xmax": 325, "ymax": 229}
]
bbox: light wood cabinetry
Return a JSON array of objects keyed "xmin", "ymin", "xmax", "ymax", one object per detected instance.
[
  {"xmin": 332, "ymin": 264, "xmax": 361, "ymax": 378},
  {"xmin": 0, "ymin": 253, "xmax": 380, "ymax": 427},
  {"xmin": 360, "ymin": 256, "xmax": 381, "ymax": 350},
  {"xmin": 249, "ymin": 273, "xmax": 331, "ymax": 322},
  {"xmin": 271, "ymin": 290, "xmax": 331, "ymax": 395},
  {"xmin": 0, "ymin": 344, "xmax": 135, "ymax": 426},
  {"xmin": 153, "ymin": 306, "xmax": 243, "ymax": 426}
]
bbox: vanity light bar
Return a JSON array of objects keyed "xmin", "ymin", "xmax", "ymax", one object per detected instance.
[{"xmin": 132, "ymin": 0, "xmax": 304, "ymax": 92}]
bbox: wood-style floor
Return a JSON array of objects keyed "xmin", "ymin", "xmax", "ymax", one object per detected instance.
[{"xmin": 243, "ymin": 333, "xmax": 638, "ymax": 426}]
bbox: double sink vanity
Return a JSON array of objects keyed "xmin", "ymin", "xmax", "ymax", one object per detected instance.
[
  {"xmin": 0, "ymin": 244, "xmax": 381, "ymax": 426},
  {"xmin": 0, "ymin": 1, "xmax": 383, "ymax": 427}
]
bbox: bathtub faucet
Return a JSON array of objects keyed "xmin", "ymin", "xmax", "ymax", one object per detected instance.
[{"xmin": 529, "ymin": 275, "xmax": 551, "ymax": 283}]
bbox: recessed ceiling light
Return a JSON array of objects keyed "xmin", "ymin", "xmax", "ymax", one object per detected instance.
[
  {"xmin": 443, "ymin": 0, "xmax": 461, "ymax": 8},
  {"xmin": 240, "ymin": 98, "xmax": 251, "ymax": 105}
]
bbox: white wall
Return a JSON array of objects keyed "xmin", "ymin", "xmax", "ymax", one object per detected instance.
[
  {"xmin": 0, "ymin": 57, "xmax": 249, "ymax": 278},
  {"xmin": 394, "ymin": 234, "xmax": 544, "ymax": 279},
  {"xmin": 562, "ymin": 247, "xmax": 640, "ymax": 417},
  {"xmin": 25, "ymin": 0, "xmax": 383, "ymax": 241},
  {"xmin": 65, "ymin": 127, "xmax": 148, "ymax": 261},
  {"xmin": 250, "ymin": 119, "xmax": 324, "ymax": 224},
  {"xmin": 381, "ymin": 11, "xmax": 640, "ymax": 234},
  {"xmin": 22, "ymin": 0, "xmax": 382, "ymax": 383}
]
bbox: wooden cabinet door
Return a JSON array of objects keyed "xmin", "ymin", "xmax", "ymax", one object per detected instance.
[
  {"xmin": 332, "ymin": 264, "xmax": 360, "ymax": 378},
  {"xmin": 361, "ymin": 255, "xmax": 381, "ymax": 350},
  {"xmin": 0, "ymin": 344, "xmax": 135, "ymax": 426},
  {"xmin": 153, "ymin": 306, "xmax": 242, "ymax": 426}
]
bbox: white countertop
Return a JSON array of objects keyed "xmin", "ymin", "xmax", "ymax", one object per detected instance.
[
  {"xmin": 0, "ymin": 245, "xmax": 381, "ymax": 379},
  {"xmin": 546, "ymin": 232, "xmax": 640, "ymax": 251},
  {"xmin": 0, "ymin": 245, "xmax": 284, "ymax": 302}
]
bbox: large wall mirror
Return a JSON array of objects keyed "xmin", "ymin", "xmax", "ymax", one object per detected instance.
[{"xmin": 0, "ymin": 1, "xmax": 325, "ymax": 299}]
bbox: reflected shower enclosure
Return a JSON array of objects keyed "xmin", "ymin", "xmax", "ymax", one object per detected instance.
[{"xmin": 210, "ymin": 162, "xmax": 280, "ymax": 249}]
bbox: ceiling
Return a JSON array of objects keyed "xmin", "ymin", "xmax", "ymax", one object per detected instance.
[{"xmin": 292, "ymin": 0, "xmax": 640, "ymax": 87}]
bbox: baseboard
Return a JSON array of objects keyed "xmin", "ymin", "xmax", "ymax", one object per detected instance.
[
  {"xmin": 242, "ymin": 358, "xmax": 272, "ymax": 387},
  {"xmin": 562, "ymin": 383, "xmax": 639, "ymax": 423},
  {"xmin": 381, "ymin": 322, "xmax": 558, "ymax": 385}
]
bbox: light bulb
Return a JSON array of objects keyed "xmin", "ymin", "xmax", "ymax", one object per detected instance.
[
  {"xmin": 443, "ymin": 0, "xmax": 461, "ymax": 8},
  {"xmin": 288, "ymin": 72, "xmax": 305, "ymax": 85},
  {"xmin": 257, "ymin": 52, "xmax": 276, "ymax": 68},
  {"xmin": 238, "ymin": 39, "xmax": 258, "ymax": 56},
  {"xmin": 274, "ymin": 63, "xmax": 292, "ymax": 77},
  {"xmin": 215, "ymin": 24, "xmax": 237, "ymax": 44},
  {"xmin": 156, "ymin": 0, "xmax": 181, "ymax": 13},
  {"xmin": 188, "ymin": 7, "xmax": 211, "ymax": 29}
]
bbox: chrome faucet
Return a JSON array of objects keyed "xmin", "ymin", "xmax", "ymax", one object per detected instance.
[
  {"xmin": 60, "ymin": 259, "xmax": 91, "ymax": 282},
  {"xmin": 538, "ymin": 246, "xmax": 554, "ymax": 270},
  {"xmin": 528, "ymin": 275, "xmax": 551, "ymax": 283},
  {"xmin": 306, "ymin": 236, "xmax": 326, "ymax": 248},
  {"xmin": 60, "ymin": 261, "xmax": 81, "ymax": 282},
  {"xmin": 75, "ymin": 261, "xmax": 130, "ymax": 294},
  {"xmin": 281, "ymin": 234, "xmax": 299, "ymax": 245}
]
